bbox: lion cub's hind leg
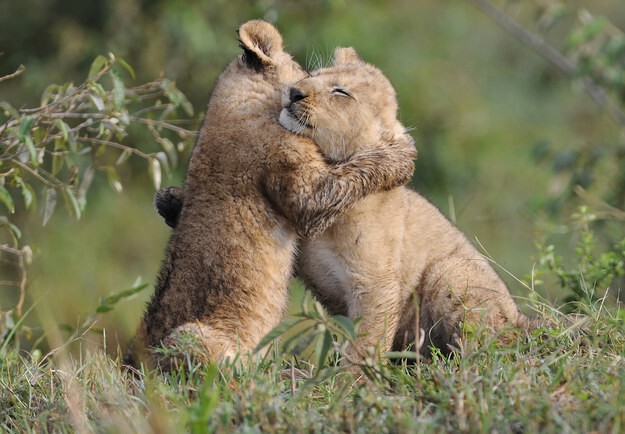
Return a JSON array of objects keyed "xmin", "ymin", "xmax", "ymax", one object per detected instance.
[
  {"xmin": 154, "ymin": 322, "xmax": 239, "ymax": 371},
  {"xmin": 418, "ymin": 254, "xmax": 527, "ymax": 355}
]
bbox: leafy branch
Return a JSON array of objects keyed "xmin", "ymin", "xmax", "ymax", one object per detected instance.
[{"xmin": 0, "ymin": 53, "xmax": 197, "ymax": 344}]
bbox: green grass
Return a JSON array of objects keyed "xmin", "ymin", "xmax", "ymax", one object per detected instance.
[{"xmin": 1, "ymin": 297, "xmax": 624, "ymax": 433}]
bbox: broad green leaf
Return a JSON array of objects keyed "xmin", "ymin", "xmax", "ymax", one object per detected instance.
[
  {"xmin": 88, "ymin": 55, "xmax": 108, "ymax": 80},
  {"xmin": 0, "ymin": 216, "xmax": 22, "ymax": 247},
  {"xmin": 18, "ymin": 181, "xmax": 34, "ymax": 209},
  {"xmin": 40, "ymin": 84, "xmax": 60, "ymax": 106},
  {"xmin": 24, "ymin": 136, "xmax": 38, "ymax": 166},
  {"xmin": 190, "ymin": 363, "xmax": 220, "ymax": 433},
  {"xmin": 331, "ymin": 315, "xmax": 357, "ymax": 341},
  {"xmin": 315, "ymin": 329, "xmax": 334, "ymax": 369},
  {"xmin": 88, "ymin": 93, "xmax": 105, "ymax": 111},
  {"xmin": 568, "ymin": 17, "xmax": 607, "ymax": 47},
  {"xmin": 96, "ymin": 283, "xmax": 148, "ymax": 313},
  {"xmin": 52, "ymin": 138, "xmax": 66, "ymax": 175},
  {"xmin": 290, "ymin": 329, "xmax": 318, "ymax": 355},
  {"xmin": 41, "ymin": 188, "xmax": 57, "ymax": 226},
  {"xmin": 78, "ymin": 166, "xmax": 94, "ymax": 206},
  {"xmin": 63, "ymin": 186, "xmax": 82, "ymax": 220},
  {"xmin": 17, "ymin": 116, "xmax": 35, "ymax": 140},
  {"xmin": 110, "ymin": 70, "xmax": 125, "ymax": 110},
  {"xmin": 0, "ymin": 185, "xmax": 15, "ymax": 213},
  {"xmin": 54, "ymin": 119, "xmax": 70, "ymax": 142},
  {"xmin": 385, "ymin": 351, "xmax": 419, "ymax": 361},
  {"xmin": 281, "ymin": 322, "xmax": 316, "ymax": 354},
  {"xmin": 254, "ymin": 317, "xmax": 306, "ymax": 353},
  {"xmin": 160, "ymin": 79, "xmax": 194, "ymax": 116}
]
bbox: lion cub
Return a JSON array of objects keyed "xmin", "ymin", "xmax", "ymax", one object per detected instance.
[{"xmin": 279, "ymin": 47, "xmax": 532, "ymax": 359}]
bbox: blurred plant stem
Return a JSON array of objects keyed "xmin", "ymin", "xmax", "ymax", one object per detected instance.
[{"xmin": 468, "ymin": 0, "xmax": 625, "ymax": 128}]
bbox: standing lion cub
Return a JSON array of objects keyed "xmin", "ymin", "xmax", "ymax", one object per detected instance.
[
  {"xmin": 126, "ymin": 21, "xmax": 416, "ymax": 370},
  {"xmin": 156, "ymin": 47, "xmax": 532, "ymax": 363}
]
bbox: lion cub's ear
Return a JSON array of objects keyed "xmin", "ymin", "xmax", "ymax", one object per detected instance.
[
  {"xmin": 332, "ymin": 47, "xmax": 362, "ymax": 66},
  {"xmin": 238, "ymin": 19, "xmax": 284, "ymax": 71}
]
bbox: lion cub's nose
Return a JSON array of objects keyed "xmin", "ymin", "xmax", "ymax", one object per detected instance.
[{"xmin": 289, "ymin": 87, "xmax": 307, "ymax": 103}]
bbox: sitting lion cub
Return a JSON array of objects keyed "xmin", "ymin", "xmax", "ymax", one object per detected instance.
[
  {"xmin": 280, "ymin": 47, "xmax": 532, "ymax": 358},
  {"xmin": 155, "ymin": 47, "xmax": 532, "ymax": 363}
]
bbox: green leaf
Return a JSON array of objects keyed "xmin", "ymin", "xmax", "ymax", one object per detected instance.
[
  {"xmin": 569, "ymin": 17, "xmax": 607, "ymax": 47},
  {"xmin": 78, "ymin": 166, "xmax": 94, "ymax": 207},
  {"xmin": 41, "ymin": 188, "xmax": 57, "ymax": 226},
  {"xmin": 160, "ymin": 79, "xmax": 194, "ymax": 116},
  {"xmin": 52, "ymin": 138, "xmax": 66, "ymax": 175},
  {"xmin": 0, "ymin": 185, "xmax": 15, "ymax": 213},
  {"xmin": 17, "ymin": 116, "xmax": 35, "ymax": 140},
  {"xmin": 18, "ymin": 181, "xmax": 34, "ymax": 210},
  {"xmin": 116, "ymin": 56, "xmax": 136, "ymax": 79},
  {"xmin": 24, "ymin": 136, "xmax": 38, "ymax": 166},
  {"xmin": 254, "ymin": 317, "xmax": 306, "ymax": 353},
  {"xmin": 88, "ymin": 93, "xmax": 105, "ymax": 111},
  {"xmin": 41, "ymin": 84, "xmax": 60, "ymax": 106},
  {"xmin": 110, "ymin": 70, "xmax": 125, "ymax": 111},
  {"xmin": 190, "ymin": 363, "xmax": 220, "ymax": 433},
  {"xmin": 290, "ymin": 330, "xmax": 318, "ymax": 356},
  {"xmin": 331, "ymin": 315, "xmax": 357, "ymax": 341},
  {"xmin": 63, "ymin": 186, "xmax": 82, "ymax": 220},
  {"xmin": 54, "ymin": 119, "xmax": 70, "ymax": 142},
  {"xmin": 96, "ymin": 283, "xmax": 149, "ymax": 313},
  {"xmin": 0, "ymin": 216, "xmax": 22, "ymax": 246},
  {"xmin": 384, "ymin": 351, "xmax": 419, "ymax": 361},
  {"xmin": 315, "ymin": 329, "xmax": 334, "ymax": 369},
  {"xmin": 88, "ymin": 55, "xmax": 108, "ymax": 80}
]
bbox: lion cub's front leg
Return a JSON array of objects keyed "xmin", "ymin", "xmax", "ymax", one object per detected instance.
[{"xmin": 263, "ymin": 136, "xmax": 416, "ymax": 239}]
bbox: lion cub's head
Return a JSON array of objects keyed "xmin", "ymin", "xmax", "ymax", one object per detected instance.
[{"xmin": 279, "ymin": 47, "xmax": 413, "ymax": 162}]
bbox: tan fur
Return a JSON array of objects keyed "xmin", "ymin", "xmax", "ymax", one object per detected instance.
[
  {"xmin": 125, "ymin": 23, "xmax": 416, "ymax": 370},
  {"xmin": 281, "ymin": 48, "xmax": 532, "ymax": 359}
]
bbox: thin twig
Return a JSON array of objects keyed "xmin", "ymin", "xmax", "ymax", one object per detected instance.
[
  {"xmin": 11, "ymin": 160, "xmax": 65, "ymax": 188},
  {"xmin": 130, "ymin": 117, "xmax": 197, "ymax": 138},
  {"xmin": 0, "ymin": 65, "xmax": 25, "ymax": 83},
  {"xmin": 79, "ymin": 136, "xmax": 151, "ymax": 159},
  {"xmin": 468, "ymin": 0, "xmax": 625, "ymax": 128}
]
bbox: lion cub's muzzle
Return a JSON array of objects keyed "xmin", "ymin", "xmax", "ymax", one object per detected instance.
[
  {"xmin": 288, "ymin": 87, "xmax": 307, "ymax": 104},
  {"xmin": 279, "ymin": 87, "xmax": 311, "ymax": 134}
]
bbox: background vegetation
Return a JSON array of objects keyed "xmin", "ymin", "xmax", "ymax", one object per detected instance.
[{"xmin": 1, "ymin": 0, "xmax": 625, "ymax": 431}]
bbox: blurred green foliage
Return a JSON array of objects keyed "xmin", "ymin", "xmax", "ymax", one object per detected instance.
[{"xmin": 1, "ymin": 0, "xmax": 624, "ymax": 352}]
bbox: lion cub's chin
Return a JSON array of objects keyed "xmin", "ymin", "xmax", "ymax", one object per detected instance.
[{"xmin": 279, "ymin": 108, "xmax": 306, "ymax": 134}]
